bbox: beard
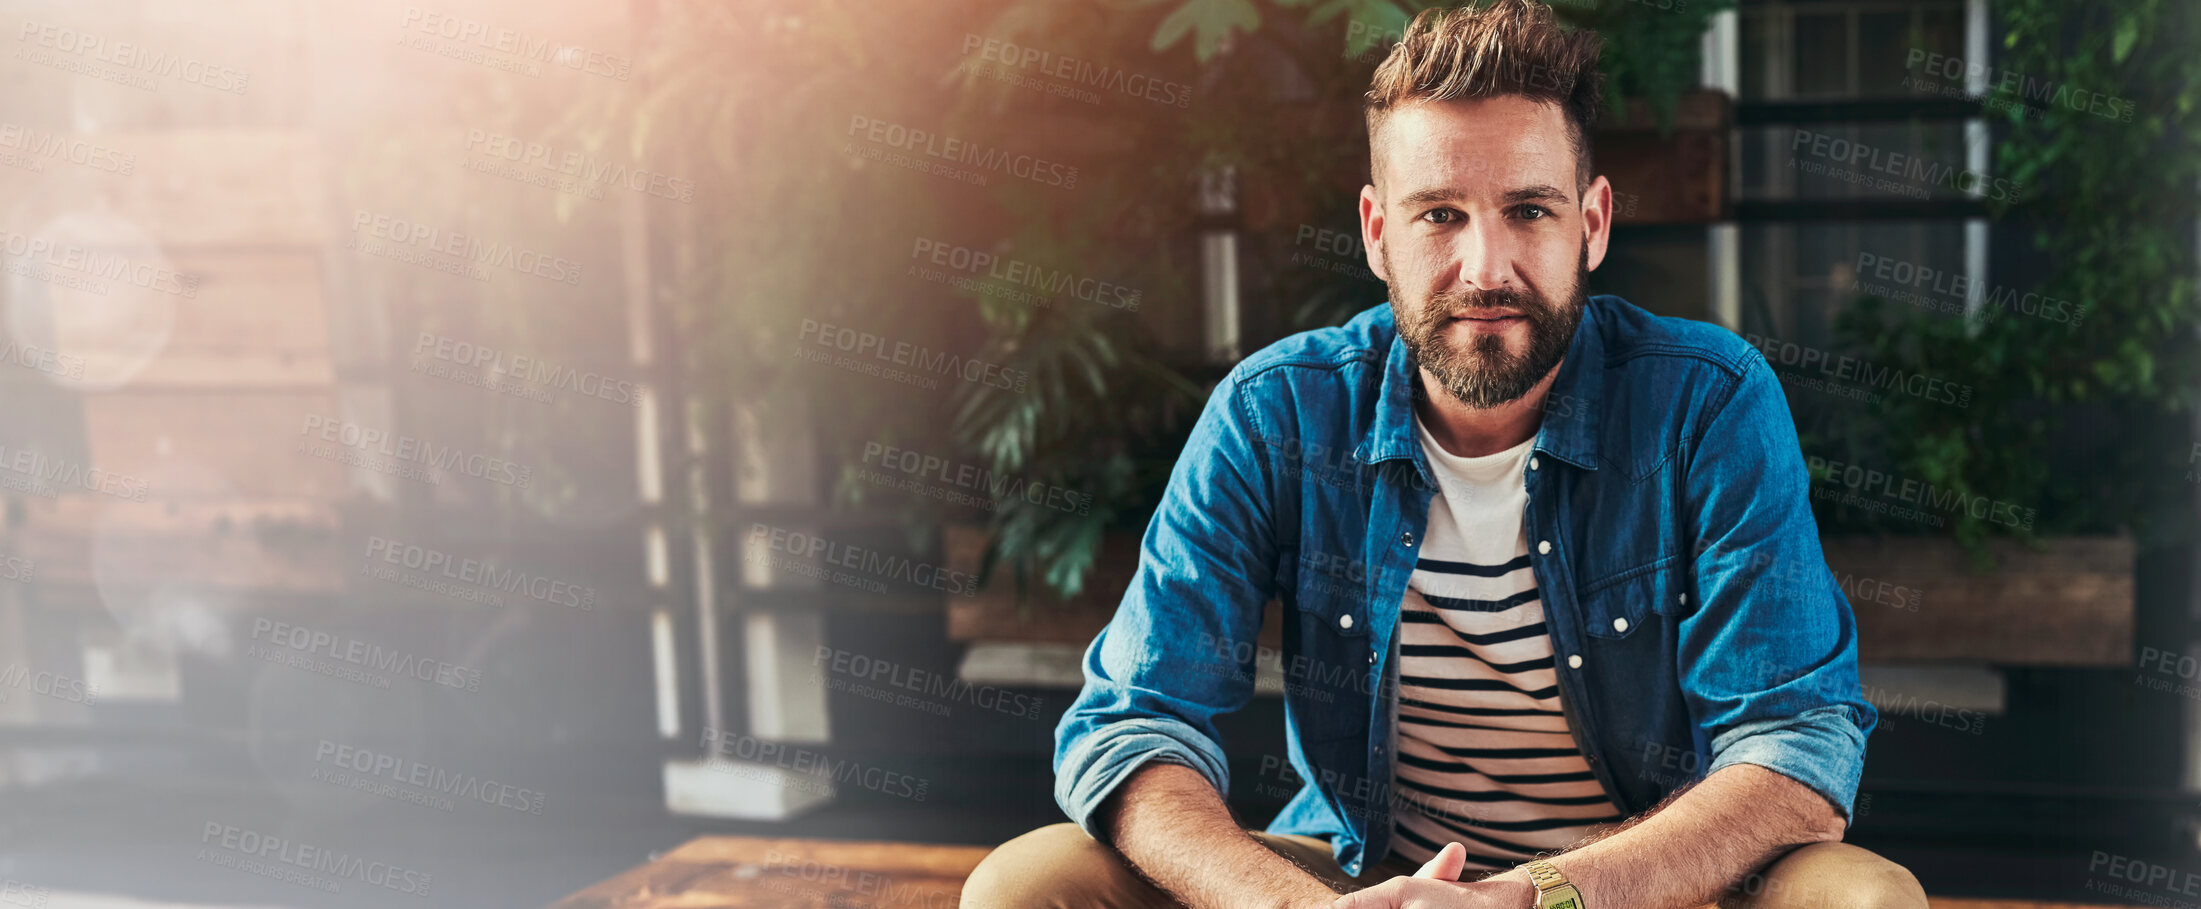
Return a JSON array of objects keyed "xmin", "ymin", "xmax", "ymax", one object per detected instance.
[{"xmin": 1387, "ymin": 244, "xmax": 1588, "ymax": 410}]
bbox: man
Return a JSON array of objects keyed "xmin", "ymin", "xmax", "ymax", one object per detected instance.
[{"xmin": 963, "ymin": 1, "xmax": 1927, "ymax": 907}]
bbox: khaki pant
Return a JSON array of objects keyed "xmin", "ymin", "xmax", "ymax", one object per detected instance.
[{"xmin": 961, "ymin": 823, "xmax": 1928, "ymax": 909}]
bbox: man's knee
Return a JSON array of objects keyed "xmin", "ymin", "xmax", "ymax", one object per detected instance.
[
  {"xmin": 962, "ymin": 822, "xmax": 1155, "ymax": 909},
  {"xmin": 1723, "ymin": 842, "xmax": 1928, "ymax": 909}
]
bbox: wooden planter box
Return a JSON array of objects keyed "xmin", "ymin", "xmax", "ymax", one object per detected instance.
[
  {"xmin": 1823, "ymin": 534, "xmax": 2134, "ymax": 667},
  {"xmin": 942, "ymin": 525, "xmax": 1282, "ymax": 649}
]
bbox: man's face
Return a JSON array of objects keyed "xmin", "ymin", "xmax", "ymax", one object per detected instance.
[{"xmin": 1359, "ymin": 95, "xmax": 1613, "ymax": 409}]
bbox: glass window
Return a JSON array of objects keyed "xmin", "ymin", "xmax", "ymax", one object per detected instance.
[{"xmin": 1735, "ymin": 0, "xmax": 1978, "ymax": 344}]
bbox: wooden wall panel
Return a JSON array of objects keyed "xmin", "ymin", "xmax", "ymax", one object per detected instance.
[
  {"xmin": 8, "ymin": 497, "xmax": 340, "ymax": 593},
  {"xmin": 78, "ymin": 392, "xmax": 345, "ymax": 500}
]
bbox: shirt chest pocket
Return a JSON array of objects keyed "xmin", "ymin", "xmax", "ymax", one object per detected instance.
[
  {"xmin": 1576, "ymin": 556, "xmax": 1687, "ymax": 640},
  {"xmin": 1291, "ymin": 566, "xmax": 1372, "ymax": 639}
]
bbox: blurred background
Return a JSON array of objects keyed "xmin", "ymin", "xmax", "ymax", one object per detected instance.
[{"xmin": 0, "ymin": 0, "xmax": 2195, "ymax": 906}]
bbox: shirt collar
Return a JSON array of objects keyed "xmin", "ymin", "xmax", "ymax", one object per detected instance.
[{"xmin": 1358, "ymin": 296, "xmax": 1605, "ymax": 472}]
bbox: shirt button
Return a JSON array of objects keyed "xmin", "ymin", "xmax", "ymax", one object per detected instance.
[
  {"xmin": 1400, "ymin": 531, "xmax": 1414, "ymax": 546},
  {"xmin": 1679, "ymin": 593, "xmax": 1689, "ymax": 605},
  {"xmin": 1537, "ymin": 540, "xmax": 1552, "ymax": 555},
  {"xmin": 1612, "ymin": 617, "xmax": 1629, "ymax": 633},
  {"xmin": 1529, "ymin": 456, "xmax": 1540, "ymax": 471},
  {"xmin": 1339, "ymin": 614, "xmax": 1354, "ymax": 630},
  {"xmin": 1567, "ymin": 654, "xmax": 1583, "ymax": 669},
  {"xmin": 1368, "ymin": 649, "xmax": 1377, "ymax": 663}
]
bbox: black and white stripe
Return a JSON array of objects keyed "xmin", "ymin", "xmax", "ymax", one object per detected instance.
[{"xmin": 1389, "ymin": 426, "xmax": 1620, "ymax": 872}]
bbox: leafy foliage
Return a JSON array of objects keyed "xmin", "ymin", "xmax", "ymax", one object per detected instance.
[
  {"xmin": 1143, "ymin": 0, "xmax": 1736, "ymax": 127},
  {"xmin": 513, "ymin": 0, "xmax": 1755, "ymax": 604},
  {"xmin": 1826, "ymin": 0, "xmax": 2201, "ymax": 552}
]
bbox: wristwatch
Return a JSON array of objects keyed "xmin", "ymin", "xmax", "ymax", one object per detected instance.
[{"xmin": 1520, "ymin": 859, "xmax": 1584, "ymax": 909}]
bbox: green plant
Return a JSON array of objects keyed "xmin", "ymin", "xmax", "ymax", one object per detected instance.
[
  {"xmin": 1828, "ymin": 0, "xmax": 2201, "ymax": 554},
  {"xmin": 1137, "ymin": 0, "xmax": 1736, "ymax": 128},
  {"xmin": 560, "ymin": 0, "xmax": 1208, "ymax": 600},
  {"xmin": 463, "ymin": 0, "xmax": 1745, "ymax": 604}
]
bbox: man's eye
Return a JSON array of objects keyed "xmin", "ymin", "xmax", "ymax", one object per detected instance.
[
  {"xmin": 1518, "ymin": 205, "xmax": 1550, "ymax": 220},
  {"xmin": 1421, "ymin": 209, "xmax": 1458, "ymax": 225}
]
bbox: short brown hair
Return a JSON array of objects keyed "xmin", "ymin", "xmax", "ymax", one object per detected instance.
[{"xmin": 1364, "ymin": 0, "xmax": 1605, "ymax": 192}]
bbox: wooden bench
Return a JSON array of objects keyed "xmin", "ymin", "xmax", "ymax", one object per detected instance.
[
  {"xmin": 548, "ymin": 835, "xmax": 2126, "ymax": 908},
  {"xmin": 549, "ymin": 836, "xmax": 990, "ymax": 908}
]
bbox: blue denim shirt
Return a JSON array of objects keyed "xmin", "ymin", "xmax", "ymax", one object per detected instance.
[{"xmin": 1052, "ymin": 295, "xmax": 1877, "ymax": 875}]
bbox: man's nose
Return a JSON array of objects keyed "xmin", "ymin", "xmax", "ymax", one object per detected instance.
[{"xmin": 1452, "ymin": 219, "xmax": 1517, "ymax": 291}]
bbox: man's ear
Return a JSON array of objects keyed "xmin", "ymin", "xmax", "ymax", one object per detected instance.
[
  {"xmin": 1581, "ymin": 175, "xmax": 1612, "ymax": 272},
  {"xmin": 1360, "ymin": 183, "xmax": 1388, "ymax": 282}
]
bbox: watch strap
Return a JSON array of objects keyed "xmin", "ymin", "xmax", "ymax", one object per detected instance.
[{"xmin": 1520, "ymin": 860, "xmax": 1583, "ymax": 909}]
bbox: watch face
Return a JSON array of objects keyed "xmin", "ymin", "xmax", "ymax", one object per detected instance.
[{"xmin": 1545, "ymin": 897, "xmax": 1579, "ymax": 909}]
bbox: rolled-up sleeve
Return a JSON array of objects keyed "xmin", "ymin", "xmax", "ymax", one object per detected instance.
[
  {"xmin": 1681, "ymin": 349, "xmax": 1878, "ymax": 823},
  {"xmin": 1053, "ymin": 366, "xmax": 1277, "ymax": 838}
]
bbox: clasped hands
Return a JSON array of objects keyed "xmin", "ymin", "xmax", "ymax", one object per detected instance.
[{"xmin": 1321, "ymin": 843, "xmax": 1540, "ymax": 909}]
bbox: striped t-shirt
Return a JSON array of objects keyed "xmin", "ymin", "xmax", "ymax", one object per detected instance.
[{"xmin": 1388, "ymin": 417, "xmax": 1623, "ymax": 871}]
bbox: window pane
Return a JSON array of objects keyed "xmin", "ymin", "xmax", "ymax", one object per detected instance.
[
  {"xmin": 1918, "ymin": 9, "xmax": 1966, "ymax": 65},
  {"xmin": 1740, "ymin": 126, "xmax": 1773, "ymax": 196},
  {"xmin": 1857, "ymin": 223, "xmax": 1919, "ymax": 264},
  {"xmin": 1735, "ymin": 2, "xmax": 1979, "ymax": 383},
  {"xmin": 1793, "ymin": 223, "xmax": 1850, "ymax": 346},
  {"xmin": 1793, "ymin": 13, "xmax": 1850, "ymax": 96},
  {"xmin": 1739, "ymin": 122, "xmax": 1983, "ymax": 202},
  {"xmin": 1743, "ymin": 221, "xmax": 1972, "ymax": 343},
  {"xmin": 1858, "ymin": 12, "xmax": 1911, "ymax": 96},
  {"xmin": 1741, "ymin": 12, "xmax": 1775, "ymax": 100}
]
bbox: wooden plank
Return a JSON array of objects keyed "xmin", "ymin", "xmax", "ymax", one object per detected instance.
[
  {"xmin": 1593, "ymin": 91, "xmax": 1729, "ymax": 225},
  {"xmin": 657, "ymin": 836, "xmax": 991, "ymax": 875},
  {"xmin": 79, "ymin": 392, "xmax": 346, "ymax": 499},
  {"xmin": 6, "ymin": 497, "xmax": 341, "ymax": 594},
  {"xmin": 158, "ymin": 250, "xmax": 329, "ymax": 352},
  {"xmin": 942, "ymin": 525, "xmax": 1125, "ymax": 645},
  {"xmin": 550, "ymin": 836, "xmax": 989, "ymax": 909},
  {"xmin": 942, "ymin": 525, "xmax": 1283, "ymax": 648},
  {"xmin": 20, "ymin": 249, "xmax": 336, "ymax": 388},
  {"xmin": 11, "ymin": 495, "xmax": 335, "ymax": 536},
  {"xmin": 116, "ymin": 352, "xmax": 334, "ymax": 389},
  {"xmin": 1827, "ymin": 535, "xmax": 2134, "ymax": 667},
  {"xmin": 128, "ymin": 130, "xmax": 325, "ymax": 246},
  {"xmin": 1594, "ymin": 127, "xmax": 1724, "ymax": 225},
  {"xmin": 0, "ymin": 131, "xmax": 323, "ymax": 248}
]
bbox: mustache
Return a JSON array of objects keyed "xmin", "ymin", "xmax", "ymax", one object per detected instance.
[{"xmin": 1425, "ymin": 286, "xmax": 1541, "ymax": 320}]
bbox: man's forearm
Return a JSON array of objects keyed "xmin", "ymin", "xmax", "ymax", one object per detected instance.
[
  {"xmin": 1479, "ymin": 763, "xmax": 1848, "ymax": 908},
  {"xmin": 1097, "ymin": 761, "xmax": 1345, "ymax": 909}
]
